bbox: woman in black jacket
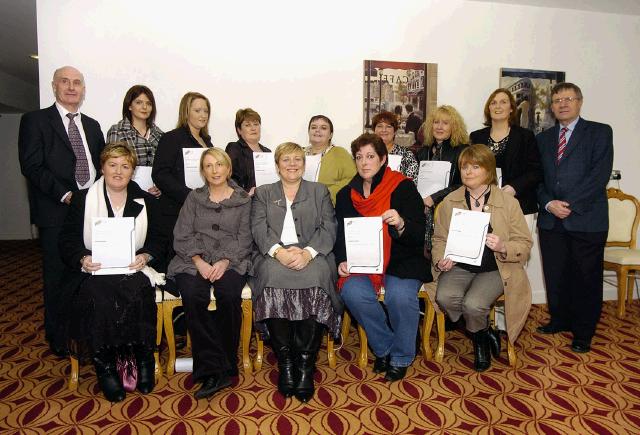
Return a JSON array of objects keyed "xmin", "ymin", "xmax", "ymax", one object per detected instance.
[
  {"xmin": 416, "ymin": 105, "xmax": 469, "ymax": 257},
  {"xmin": 469, "ymin": 88, "xmax": 542, "ymax": 216},
  {"xmin": 151, "ymin": 92, "xmax": 213, "ymax": 270},
  {"xmin": 58, "ymin": 143, "xmax": 165, "ymax": 402},
  {"xmin": 335, "ymin": 133, "xmax": 429, "ymax": 382},
  {"xmin": 225, "ymin": 108, "xmax": 270, "ymax": 195}
]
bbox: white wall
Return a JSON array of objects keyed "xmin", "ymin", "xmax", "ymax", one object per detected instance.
[
  {"xmin": 0, "ymin": 114, "xmax": 33, "ymax": 239},
  {"xmin": 35, "ymin": 0, "xmax": 640, "ymax": 303}
]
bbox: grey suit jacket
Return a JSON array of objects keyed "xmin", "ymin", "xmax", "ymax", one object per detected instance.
[
  {"xmin": 249, "ymin": 179, "xmax": 342, "ymax": 314},
  {"xmin": 536, "ymin": 118, "xmax": 613, "ymax": 232}
]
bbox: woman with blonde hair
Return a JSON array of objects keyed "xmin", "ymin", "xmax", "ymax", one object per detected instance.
[
  {"xmin": 168, "ymin": 147, "xmax": 252, "ymax": 399},
  {"xmin": 152, "ymin": 92, "xmax": 213, "ymax": 270},
  {"xmin": 251, "ymin": 142, "xmax": 341, "ymax": 403},
  {"xmin": 417, "ymin": 105, "xmax": 469, "ymax": 257}
]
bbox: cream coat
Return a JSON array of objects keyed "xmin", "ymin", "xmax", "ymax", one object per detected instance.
[{"xmin": 431, "ymin": 186, "xmax": 533, "ymax": 343}]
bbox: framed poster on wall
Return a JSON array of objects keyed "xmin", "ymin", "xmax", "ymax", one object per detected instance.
[
  {"xmin": 363, "ymin": 60, "xmax": 438, "ymax": 146},
  {"xmin": 499, "ymin": 68, "xmax": 566, "ymax": 134}
]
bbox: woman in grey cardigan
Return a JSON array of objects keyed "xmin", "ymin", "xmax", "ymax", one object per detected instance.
[
  {"xmin": 251, "ymin": 142, "xmax": 343, "ymax": 403},
  {"xmin": 167, "ymin": 148, "xmax": 252, "ymax": 400}
]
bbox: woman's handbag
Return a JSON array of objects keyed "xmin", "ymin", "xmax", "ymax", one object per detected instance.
[{"xmin": 116, "ymin": 350, "xmax": 138, "ymax": 392}]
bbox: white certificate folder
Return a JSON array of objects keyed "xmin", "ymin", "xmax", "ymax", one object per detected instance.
[
  {"xmin": 91, "ymin": 217, "xmax": 135, "ymax": 275},
  {"xmin": 443, "ymin": 208, "xmax": 490, "ymax": 266},
  {"xmin": 344, "ymin": 216, "xmax": 383, "ymax": 274},
  {"xmin": 182, "ymin": 148, "xmax": 208, "ymax": 189}
]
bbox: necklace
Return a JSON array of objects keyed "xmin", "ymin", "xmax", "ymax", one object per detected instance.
[{"xmin": 468, "ymin": 186, "xmax": 490, "ymax": 207}]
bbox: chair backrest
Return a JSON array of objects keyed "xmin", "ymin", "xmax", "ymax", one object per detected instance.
[{"xmin": 607, "ymin": 188, "xmax": 640, "ymax": 249}]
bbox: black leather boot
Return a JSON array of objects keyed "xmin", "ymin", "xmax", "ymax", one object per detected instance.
[
  {"xmin": 135, "ymin": 345, "xmax": 156, "ymax": 394},
  {"xmin": 293, "ymin": 319, "xmax": 325, "ymax": 403},
  {"xmin": 487, "ymin": 326, "xmax": 501, "ymax": 359},
  {"xmin": 266, "ymin": 319, "xmax": 295, "ymax": 397},
  {"xmin": 472, "ymin": 328, "xmax": 491, "ymax": 372},
  {"xmin": 93, "ymin": 348, "xmax": 125, "ymax": 402}
]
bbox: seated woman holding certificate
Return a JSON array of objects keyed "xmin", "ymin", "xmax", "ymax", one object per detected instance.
[
  {"xmin": 167, "ymin": 148, "xmax": 252, "ymax": 400},
  {"xmin": 304, "ymin": 115, "xmax": 356, "ymax": 205},
  {"xmin": 251, "ymin": 142, "xmax": 342, "ymax": 403},
  {"xmin": 152, "ymin": 91, "xmax": 213, "ymax": 271},
  {"xmin": 58, "ymin": 143, "xmax": 166, "ymax": 403},
  {"xmin": 432, "ymin": 144, "xmax": 532, "ymax": 372},
  {"xmin": 334, "ymin": 133, "xmax": 429, "ymax": 382}
]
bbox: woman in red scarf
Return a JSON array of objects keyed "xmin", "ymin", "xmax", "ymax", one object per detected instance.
[{"xmin": 334, "ymin": 133, "xmax": 430, "ymax": 381}]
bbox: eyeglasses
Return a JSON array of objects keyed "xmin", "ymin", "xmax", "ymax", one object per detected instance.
[{"xmin": 552, "ymin": 97, "xmax": 581, "ymax": 104}]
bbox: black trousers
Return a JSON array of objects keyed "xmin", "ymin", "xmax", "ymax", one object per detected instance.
[
  {"xmin": 175, "ymin": 269, "xmax": 245, "ymax": 382},
  {"xmin": 539, "ymin": 224, "xmax": 607, "ymax": 341},
  {"xmin": 40, "ymin": 225, "xmax": 65, "ymax": 347}
]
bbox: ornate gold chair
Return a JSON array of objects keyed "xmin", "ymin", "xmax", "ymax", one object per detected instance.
[
  {"xmin": 340, "ymin": 285, "xmax": 432, "ymax": 369},
  {"xmin": 603, "ymin": 188, "xmax": 640, "ymax": 318},
  {"xmin": 423, "ymin": 289, "xmax": 517, "ymax": 366},
  {"xmin": 162, "ymin": 284, "xmax": 254, "ymax": 376}
]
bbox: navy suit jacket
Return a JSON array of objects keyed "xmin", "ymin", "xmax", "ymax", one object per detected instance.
[
  {"xmin": 536, "ymin": 118, "xmax": 613, "ymax": 232},
  {"xmin": 18, "ymin": 104, "xmax": 105, "ymax": 228}
]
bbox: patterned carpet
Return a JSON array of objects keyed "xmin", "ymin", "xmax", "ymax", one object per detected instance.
[{"xmin": 1, "ymin": 240, "xmax": 639, "ymax": 434}]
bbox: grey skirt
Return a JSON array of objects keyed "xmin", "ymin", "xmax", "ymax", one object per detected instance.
[{"xmin": 254, "ymin": 286, "xmax": 341, "ymax": 338}]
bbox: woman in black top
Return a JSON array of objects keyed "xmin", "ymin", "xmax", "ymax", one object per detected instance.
[
  {"xmin": 225, "ymin": 108, "xmax": 270, "ymax": 195},
  {"xmin": 469, "ymin": 88, "xmax": 542, "ymax": 215},
  {"xmin": 416, "ymin": 105, "xmax": 468, "ymax": 257},
  {"xmin": 152, "ymin": 92, "xmax": 213, "ymax": 270}
]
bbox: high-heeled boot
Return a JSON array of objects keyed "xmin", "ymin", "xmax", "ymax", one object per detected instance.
[
  {"xmin": 293, "ymin": 319, "xmax": 325, "ymax": 403},
  {"xmin": 487, "ymin": 326, "xmax": 501, "ymax": 359},
  {"xmin": 135, "ymin": 344, "xmax": 156, "ymax": 394},
  {"xmin": 266, "ymin": 319, "xmax": 295, "ymax": 397},
  {"xmin": 93, "ymin": 348, "xmax": 125, "ymax": 402},
  {"xmin": 472, "ymin": 328, "xmax": 491, "ymax": 372}
]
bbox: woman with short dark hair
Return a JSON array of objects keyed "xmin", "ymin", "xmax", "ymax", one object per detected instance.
[
  {"xmin": 372, "ymin": 111, "xmax": 419, "ymax": 180},
  {"xmin": 225, "ymin": 108, "xmax": 270, "ymax": 195},
  {"xmin": 58, "ymin": 142, "xmax": 166, "ymax": 402},
  {"xmin": 334, "ymin": 133, "xmax": 429, "ymax": 382}
]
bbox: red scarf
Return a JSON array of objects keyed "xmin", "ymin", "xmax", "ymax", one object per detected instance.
[{"xmin": 338, "ymin": 167, "xmax": 407, "ymax": 294}]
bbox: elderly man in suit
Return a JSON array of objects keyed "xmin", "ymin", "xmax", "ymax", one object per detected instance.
[
  {"xmin": 536, "ymin": 82, "xmax": 613, "ymax": 353},
  {"xmin": 19, "ymin": 66, "xmax": 105, "ymax": 356}
]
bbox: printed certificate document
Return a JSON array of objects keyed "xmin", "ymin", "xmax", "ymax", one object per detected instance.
[
  {"xmin": 253, "ymin": 152, "xmax": 280, "ymax": 187},
  {"xmin": 496, "ymin": 168, "xmax": 503, "ymax": 188},
  {"xmin": 132, "ymin": 166, "xmax": 153, "ymax": 191},
  {"xmin": 416, "ymin": 161, "xmax": 451, "ymax": 198},
  {"xmin": 303, "ymin": 154, "xmax": 322, "ymax": 182},
  {"xmin": 92, "ymin": 217, "xmax": 135, "ymax": 275},
  {"xmin": 182, "ymin": 148, "xmax": 208, "ymax": 189},
  {"xmin": 443, "ymin": 208, "xmax": 491, "ymax": 266},
  {"xmin": 388, "ymin": 154, "xmax": 402, "ymax": 172},
  {"xmin": 344, "ymin": 216, "xmax": 384, "ymax": 274}
]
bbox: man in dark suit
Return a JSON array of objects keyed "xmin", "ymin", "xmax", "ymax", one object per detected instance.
[
  {"xmin": 19, "ymin": 66, "xmax": 105, "ymax": 356},
  {"xmin": 536, "ymin": 82, "xmax": 613, "ymax": 353},
  {"xmin": 404, "ymin": 104, "xmax": 422, "ymax": 145}
]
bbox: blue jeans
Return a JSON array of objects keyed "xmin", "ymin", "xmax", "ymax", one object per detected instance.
[{"xmin": 341, "ymin": 275, "xmax": 421, "ymax": 367}]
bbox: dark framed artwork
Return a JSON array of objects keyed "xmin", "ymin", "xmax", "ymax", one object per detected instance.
[
  {"xmin": 363, "ymin": 60, "xmax": 437, "ymax": 146},
  {"xmin": 499, "ymin": 68, "xmax": 566, "ymax": 134}
]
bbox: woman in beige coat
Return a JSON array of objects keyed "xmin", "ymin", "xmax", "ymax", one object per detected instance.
[{"xmin": 432, "ymin": 144, "xmax": 532, "ymax": 371}]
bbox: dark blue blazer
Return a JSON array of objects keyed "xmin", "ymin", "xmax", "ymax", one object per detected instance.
[
  {"xmin": 18, "ymin": 104, "xmax": 105, "ymax": 227},
  {"xmin": 536, "ymin": 118, "xmax": 613, "ymax": 232}
]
